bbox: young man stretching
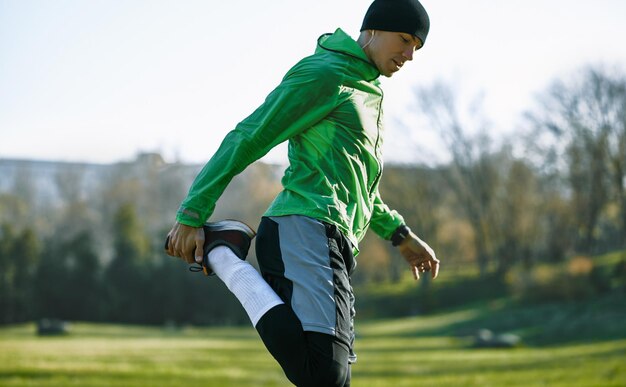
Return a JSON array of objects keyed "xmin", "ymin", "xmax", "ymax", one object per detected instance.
[{"xmin": 165, "ymin": 1, "xmax": 440, "ymax": 385}]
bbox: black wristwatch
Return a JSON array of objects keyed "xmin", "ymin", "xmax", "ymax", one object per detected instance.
[{"xmin": 391, "ymin": 225, "xmax": 411, "ymax": 246}]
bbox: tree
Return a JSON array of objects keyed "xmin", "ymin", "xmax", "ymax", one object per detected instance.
[
  {"xmin": 492, "ymin": 156, "xmax": 541, "ymax": 273},
  {"xmin": 0, "ymin": 225, "xmax": 40, "ymax": 323},
  {"xmin": 412, "ymin": 81, "xmax": 502, "ymax": 276},
  {"xmin": 35, "ymin": 230, "xmax": 102, "ymax": 321},
  {"xmin": 64, "ymin": 231, "xmax": 103, "ymax": 321},
  {"xmin": 0, "ymin": 224, "xmax": 16, "ymax": 324},
  {"xmin": 104, "ymin": 202, "xmax": 150, "ymax": 323},
  {"xmin": 527, "ymin": 65, "xmax": 626, "ymax": 251}
]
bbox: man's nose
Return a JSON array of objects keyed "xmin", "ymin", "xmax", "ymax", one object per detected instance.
[{"xmin": 403, "ymin": 48, "xmax": 414, "ymax": 61}]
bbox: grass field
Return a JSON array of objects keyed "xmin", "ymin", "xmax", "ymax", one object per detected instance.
[{"xmin": 1, "ymin": 297, "xmax": 625, "ymax": 387}]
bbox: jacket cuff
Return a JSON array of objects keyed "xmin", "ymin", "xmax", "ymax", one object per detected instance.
[{"xmin": 176, "ymin": 207, "xmax": 205, "ymax": 227}]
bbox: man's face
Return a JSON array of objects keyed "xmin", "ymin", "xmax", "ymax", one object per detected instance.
[{"xmin": 365, "ymin": 31, "xmax": 423, "ymax": 77}]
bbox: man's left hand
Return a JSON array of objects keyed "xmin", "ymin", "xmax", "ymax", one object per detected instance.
[{"xmin": 397, "ymin": 231, "xmax": 440, "ymax": 280}]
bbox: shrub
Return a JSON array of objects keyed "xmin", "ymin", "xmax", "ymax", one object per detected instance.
[{"xmin": 506, "ymin": 256, "xmax": 598, "ymax": 303}]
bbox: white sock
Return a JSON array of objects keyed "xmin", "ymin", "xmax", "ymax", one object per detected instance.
[{"xmin": 208, "ymin": 246, "xmax": 284, "ymax": 326}]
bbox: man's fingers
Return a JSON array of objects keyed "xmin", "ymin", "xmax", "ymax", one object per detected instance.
[
  {"xmin": 165, "ymin": 234, "xmax": 178, "ymax": 257},
  {"xmin": 164, "ymin": 235, "xmax": 170, "ymax": 253},
  {"xmin": 413, "ymin": 258, "xmax": 440, "ymax": 281},
  {"xmin": 431, "ymin": 259, "xmax": 440, "ymax": 279},
  {"xmin": 412, "ymin": 264, "xmax": 419, "ymax": 280},
  {"xmin": 194, "ymin": 227, "xmax": 205, "ymax": 264}
]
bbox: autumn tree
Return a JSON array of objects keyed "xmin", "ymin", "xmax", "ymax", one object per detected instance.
[
  {"xmin": 527, "ymin": 65, "xmax": 626, "ymax": 251},
  {"xmin": 412, "ymin": 81, "xmax": 503, "ymax": 276}
]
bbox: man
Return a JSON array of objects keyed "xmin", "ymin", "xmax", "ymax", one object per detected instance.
[{"xmin": 165, "ymin": 0, "xmax": 440, "ymax": 385}]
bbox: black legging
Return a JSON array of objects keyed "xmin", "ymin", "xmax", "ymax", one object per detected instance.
[{"xmin": 256, "ymin": 305, "xmax": 351, "ymax": 387}]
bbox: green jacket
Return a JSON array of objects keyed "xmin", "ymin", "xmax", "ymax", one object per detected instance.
[{"xmin": 177, "ymin": 28, "xmax": 405, "ymax": 252}]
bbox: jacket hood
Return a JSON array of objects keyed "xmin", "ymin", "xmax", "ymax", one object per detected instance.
[{"xmin": 316, "ymin": 28, "xmax": 380, "ymax": 81}]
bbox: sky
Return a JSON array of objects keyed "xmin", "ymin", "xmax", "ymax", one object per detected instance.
[{"xmin": 1, "ymin": 0, "xmax": 626, "ymax": 165}]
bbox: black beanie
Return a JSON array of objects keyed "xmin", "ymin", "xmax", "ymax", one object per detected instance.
[{"xmin": 360, "ymin": 0, "xmax": 430, "ymax": 45}]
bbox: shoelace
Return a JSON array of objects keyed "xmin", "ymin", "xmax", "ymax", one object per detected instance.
[{"xmin": 188, "ymin": 262, "xmax": 215, "ymax": 276}]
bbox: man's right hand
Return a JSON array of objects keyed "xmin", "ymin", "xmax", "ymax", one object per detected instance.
[{"xmin": 164, "ymin": 221, "xmax": 205, "ymax": 264}]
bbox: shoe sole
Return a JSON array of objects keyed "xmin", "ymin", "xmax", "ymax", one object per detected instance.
[{"xmin": 204, "ymin": 219, "xmax": 256, "ymax": 238}]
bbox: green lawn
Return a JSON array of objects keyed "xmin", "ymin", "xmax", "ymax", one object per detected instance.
[{"xmin": 1, "ymin": 301, "xmax": 624, "ymax": 387}]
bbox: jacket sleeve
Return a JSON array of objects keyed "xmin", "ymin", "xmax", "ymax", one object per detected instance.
[
  {"xmin": 368, "ymin": 188, "xmax": 405, "ymax": 240},
  {"xmin": 177, "ymin": 60, "xmax": 342, "ymax": 226}
]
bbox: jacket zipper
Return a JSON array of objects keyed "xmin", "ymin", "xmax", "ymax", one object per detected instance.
[{"xmin": 368, "ymin": 86, "xmax": 384, "ymax": 196}]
